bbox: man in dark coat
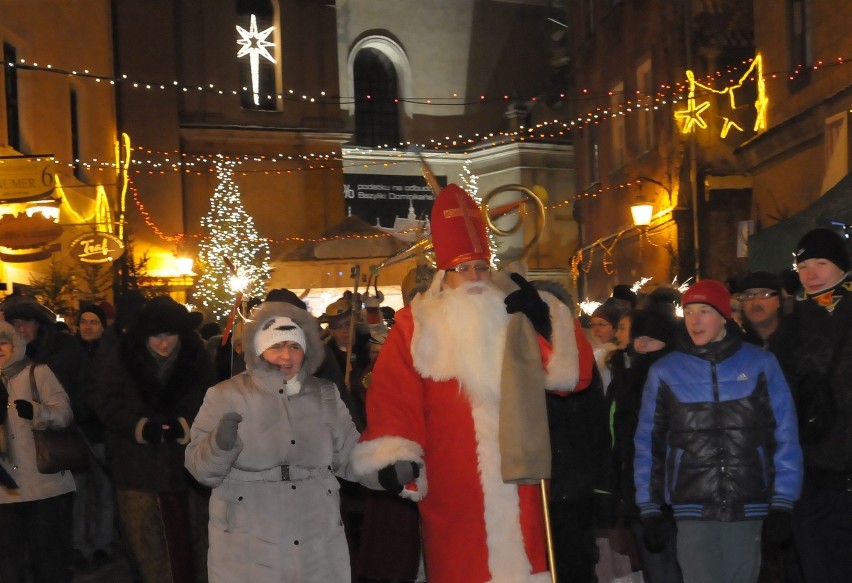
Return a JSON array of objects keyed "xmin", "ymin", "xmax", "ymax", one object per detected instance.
[{"xmin": 770, "ymin": 228, "xmax": 852, "ymax": 582}]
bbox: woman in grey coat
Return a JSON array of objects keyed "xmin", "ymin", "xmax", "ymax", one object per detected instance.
[{"xmin": 185, "ymin": 301, "xmax": 380, "ymax": 583}]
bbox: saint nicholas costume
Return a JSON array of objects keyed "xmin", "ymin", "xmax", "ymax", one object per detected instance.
[{"xmin": 352, "ymin": 184, "xmax": 590, "ymax": 583}]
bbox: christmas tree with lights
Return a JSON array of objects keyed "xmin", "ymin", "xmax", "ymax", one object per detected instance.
[{"xmin": 195, "ymin": 158, "xmax": 271, "ymax": 321}]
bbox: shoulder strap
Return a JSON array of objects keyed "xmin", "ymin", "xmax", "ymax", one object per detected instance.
[{"xmin": 29, "ymin": 364, "xmax": 39, "ymax": 403}]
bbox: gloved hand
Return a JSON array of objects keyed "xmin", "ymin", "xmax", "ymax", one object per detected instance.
[
  {"xmin": 14, "ymin": 399, "xmax": 33, "ymax": 420},
  {"xmin": 162, "ymin": 417, "xmax": 186, "ymax": 442},
  {"xmin": 504, "ymin": 272, "xmax": 552, "ymax": 341},
  {"xmin": 215, "ymin": 412, "xmax": 243, "ymax": 451},
  {"xmin": 594, "ymin": 491, "xmax": 618, "ymax": 528},
  {"xmin": 378, "ymin": 461, "xmax": 420, "ymax": 494},
  {"xmin": 641, "ymin": 514, "xmax": 666, "ymax": 553},
  {"xmin": 141, "ymin": 420, "xmax": 164, "ymax": 444},
  {"xmin": 763, "ymin": 509, "xmax": 793, "ymax": 544}
]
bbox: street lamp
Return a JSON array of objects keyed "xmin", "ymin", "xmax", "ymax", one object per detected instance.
[{"xmin": 631, "ymin": 200, "xmax": 654, "ymax": 230}]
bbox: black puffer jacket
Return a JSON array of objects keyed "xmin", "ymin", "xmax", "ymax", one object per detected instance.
[
  {"xmin": 635, "ymin": 322, "xmax": 802, "ymax": 521},
  {"xmin": 770, "ymin": 275, "xmax": 852, "ymax": 473}
]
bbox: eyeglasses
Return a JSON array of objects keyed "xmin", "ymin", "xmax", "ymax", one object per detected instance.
[
  {"xmin": 736, "ymin": 291, "xmax": 779, "ymax": 301},
  {"xmin": 446, "ymin": 264, "xmax": 491, "ymax": 274}
]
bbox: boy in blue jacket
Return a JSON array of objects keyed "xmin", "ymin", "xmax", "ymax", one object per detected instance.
[{"xmin": 634, "ymin": 280, "xmax": 802, "ymax": 583}]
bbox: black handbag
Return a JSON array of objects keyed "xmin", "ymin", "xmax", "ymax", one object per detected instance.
[{"xmin": 28, "ymin": 365, "xmax": 90, "ymax": 474}]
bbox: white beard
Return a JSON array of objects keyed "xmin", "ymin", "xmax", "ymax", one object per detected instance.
[
  {"xmin": 411, "ymin": 280, "xmax": 509, "ymax": 403},
  {"xmin": 411, "ymin": 279, "xmax": 540, "ymax": 580}
]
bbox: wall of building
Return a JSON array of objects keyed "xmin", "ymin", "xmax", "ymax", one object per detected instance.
[{"xmin": 0, "ymin": 0, "xmax": 119, "ymax": 293}]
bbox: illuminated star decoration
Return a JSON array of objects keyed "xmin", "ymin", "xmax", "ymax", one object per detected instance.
[
  {"xmin": 677, "ymin": 53, "xmax": 768, "ymax": 137},
  {"xmin": 236, "ymin": 14, "xmax": 276, "ymax": 106},
  {"xmin": 675, "ymin": 70, "xmax": 711, "ymax": 133}
]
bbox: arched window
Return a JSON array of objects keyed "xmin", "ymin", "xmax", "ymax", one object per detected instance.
[
  {"xmin": 353, "ymin": 48, "xmax": 401, "ymax": 148},
  {"xmin": 236, "ymin": 0, "xmax": 278, "ymax": 111}
]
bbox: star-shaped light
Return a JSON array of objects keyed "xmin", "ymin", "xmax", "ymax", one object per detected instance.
[
  {"xmin": 236, "ymin": 14, "xmax": 276, "ymax": 106},
  {"xmin": 675, "ymin": 72, "xmax": 711, "ymax": 134},
  {"xmin": 678, "ymin": 54, "xmax": 768, "ymax": 138}
]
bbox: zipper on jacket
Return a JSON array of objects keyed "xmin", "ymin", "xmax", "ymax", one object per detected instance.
[{"xmin": 711, "ymin": 361, "xmax": 727, "ymax": 515}]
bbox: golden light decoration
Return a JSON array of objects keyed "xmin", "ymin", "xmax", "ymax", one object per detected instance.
[{"xmin": 676, "ymin": 54, "xmax": 767, "ymax": 137}]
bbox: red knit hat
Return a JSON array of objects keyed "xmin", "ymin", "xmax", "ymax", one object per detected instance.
[
  {"xmin": 682, "ymin": 279, "xmax": 732, "ymax": 319},
  {"xmin": 430, "ymin": 183, "xmax": 490, "ymax": 270}
]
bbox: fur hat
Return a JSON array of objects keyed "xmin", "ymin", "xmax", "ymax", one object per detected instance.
[
  {"xmin": 612, "ymin": 284, "xmax": 638, "ymax": 309},
  {"xmin": 794, "ymin": 228, "xmax": 850, "ymax": 271},
  {"xmin": 254, "ymin": 316, "xmax": 307, "ymax": 356},
  {"xmin": 0, "ymin": 295, "xmax": 56, "ymax": 325},
  {"xmin": 134, "ymin": 296, "xmax": 194, "ymax": 337},
  {"xmin": 430, "ymin": 183, "xmax": 490, "ymax": 270},
  {"xmin": 265, "ymin": 288, "xmax": 307, "ymax": 311},
  {"xmin": 682, "ymin": 280, "xmax": 732, "ymax": 319},
  {"xmin": 631, "ymin": 302, "xmax": 677, "ymax": 344},
  {"xmin": 738, "ymin": 271, "xmax": 782, "ymax": 294},
  {"xmin": 77, "ymin": 304, "xmax": 107, "ymax": 327}
]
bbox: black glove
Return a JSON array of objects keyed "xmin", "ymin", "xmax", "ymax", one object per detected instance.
[
  {"xmin": 504, "ymin": 272, "xmax": 552, "ymax": 341},
  {"xmin": 763, "ymin": 509, "xmax": 793, "ymax": 544},
  {"xmin": 641, "ymin": 514, "xmax": 666, "ymax": 553},
  {"xmin": 594, "ymin": 492, "xmax": 619, "ymax": 528},
  {"xmin": 141, "ymin": 421, "xmax": 164, "ymax": 444},
  {"xmin": 162, "ymin": 418, "xmax": 186, "ymax": 442},
  {"xmin": 14, "ymin": 399, "xmax": 33, "ymax": 420},
  {"xmin": 378, "ymin": 461, "xmax": 420, "ymax": 494}
]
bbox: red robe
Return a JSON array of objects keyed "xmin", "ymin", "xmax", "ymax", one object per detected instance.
[{"xmin": 352, "ymin": 296, "xmax": 590, "ymax": 583}]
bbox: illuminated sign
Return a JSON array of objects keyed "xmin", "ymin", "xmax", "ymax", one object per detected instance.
[
  {"xmin": 69, "ymin": 232, "xmax": 125, "ymax": 264},
  {"xmin": 0, "ymin": 157, "xmax": 55, "ymax": 202},
  {"xmin": 0, "ymin": 214, "xmax": 63, "ymax": 249}
]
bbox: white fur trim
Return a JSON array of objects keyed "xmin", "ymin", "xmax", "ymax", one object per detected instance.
[
  {"xmin": 351, "ymin": 436, "xmax": 428, "ymax": 501},
  {"xmin": 467, "ymin": 382, "xmax": 536, "ymax": 580},
  {"xmin": 540, "ymin": 291, "xmax": 580, "ymax": 391}
]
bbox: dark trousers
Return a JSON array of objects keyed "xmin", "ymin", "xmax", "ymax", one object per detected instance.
[
  {"xmin": 0, "ymin": 492, "xmax": 74, "ymax": 583},
  {"xmin": 793, "ymin": 477, "xmax": 852, "ymax": 582},
  {"xmin": 550, "ymin": 497, "xmax": 598, "ymax": 583}
]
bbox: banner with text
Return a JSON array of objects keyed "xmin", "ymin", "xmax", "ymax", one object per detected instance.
[{"xmin": 343, "ymin": 174, "xmax": 446, "ymax": 229}]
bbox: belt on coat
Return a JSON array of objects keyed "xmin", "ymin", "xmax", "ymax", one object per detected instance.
[{"xmin": 228, "ymin": 465, "xmax": 328, "ymax": 482}]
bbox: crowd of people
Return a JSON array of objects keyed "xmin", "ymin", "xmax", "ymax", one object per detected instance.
[{"xmin": 0, "ymin": 181, "xmax": 849, "ymax": 583}]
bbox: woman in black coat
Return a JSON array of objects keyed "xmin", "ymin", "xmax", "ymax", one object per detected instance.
[{"xmin": 89, "ymin": 295, "xmax": 216, "ymax": 583}]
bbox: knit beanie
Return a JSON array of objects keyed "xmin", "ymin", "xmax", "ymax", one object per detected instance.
[
  {"xmin": 795, "ymin": 228, "xmax": 851, "ymax": 271},
  {"xmin": 255, "ymin": 316, "xmax": 306, "ymax": 356},
  {"xmin": 591, "ymin": 299, "xmax": 625, "ymax": 328},
  {"xmin": 77, "ymin": 304, "xmax": 107, "ymax": 327},
  {"xmin": 738, "ymin": 271, "xmax": 782, "ymax": 294},
  {"xmin": 682, "ymin": 280, "xmax": 732, "ymax": 319}
]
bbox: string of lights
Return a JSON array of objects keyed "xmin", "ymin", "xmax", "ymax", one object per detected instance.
[
  {"xmin": 5, "ymin": 55, "xmax": 849, "ymax": 106},
  {"xmin": 128, "ymin": 172, "xmax": 661, "ymax": 247}
]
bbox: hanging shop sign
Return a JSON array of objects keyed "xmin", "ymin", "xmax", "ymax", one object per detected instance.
[
  {"xmin": 69, "ymin": 232, "xmax": 125, "ymax": 264},
  {"xmin": 0, "ymin": 243, "xmax": 61, "ymax": 263},
  {"xmin": 343, "ymin": 173, "xmax": 444, "ymax": 231},
  {"xmin": 0, "ymin": 156, "xmax": 56, "ymax": 202},
  {"xmin": 0, "ymin": 214, "xmax": 63, "ymax": 249}
]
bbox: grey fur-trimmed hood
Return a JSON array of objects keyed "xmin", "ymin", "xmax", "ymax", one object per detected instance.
[
  {"xmin": 0, "ymin": 320, "xmax": 28, "ymax": 372},
  {"xmin": 243, "ymin": 301, "xmax": 325, "ymax": 375}
]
